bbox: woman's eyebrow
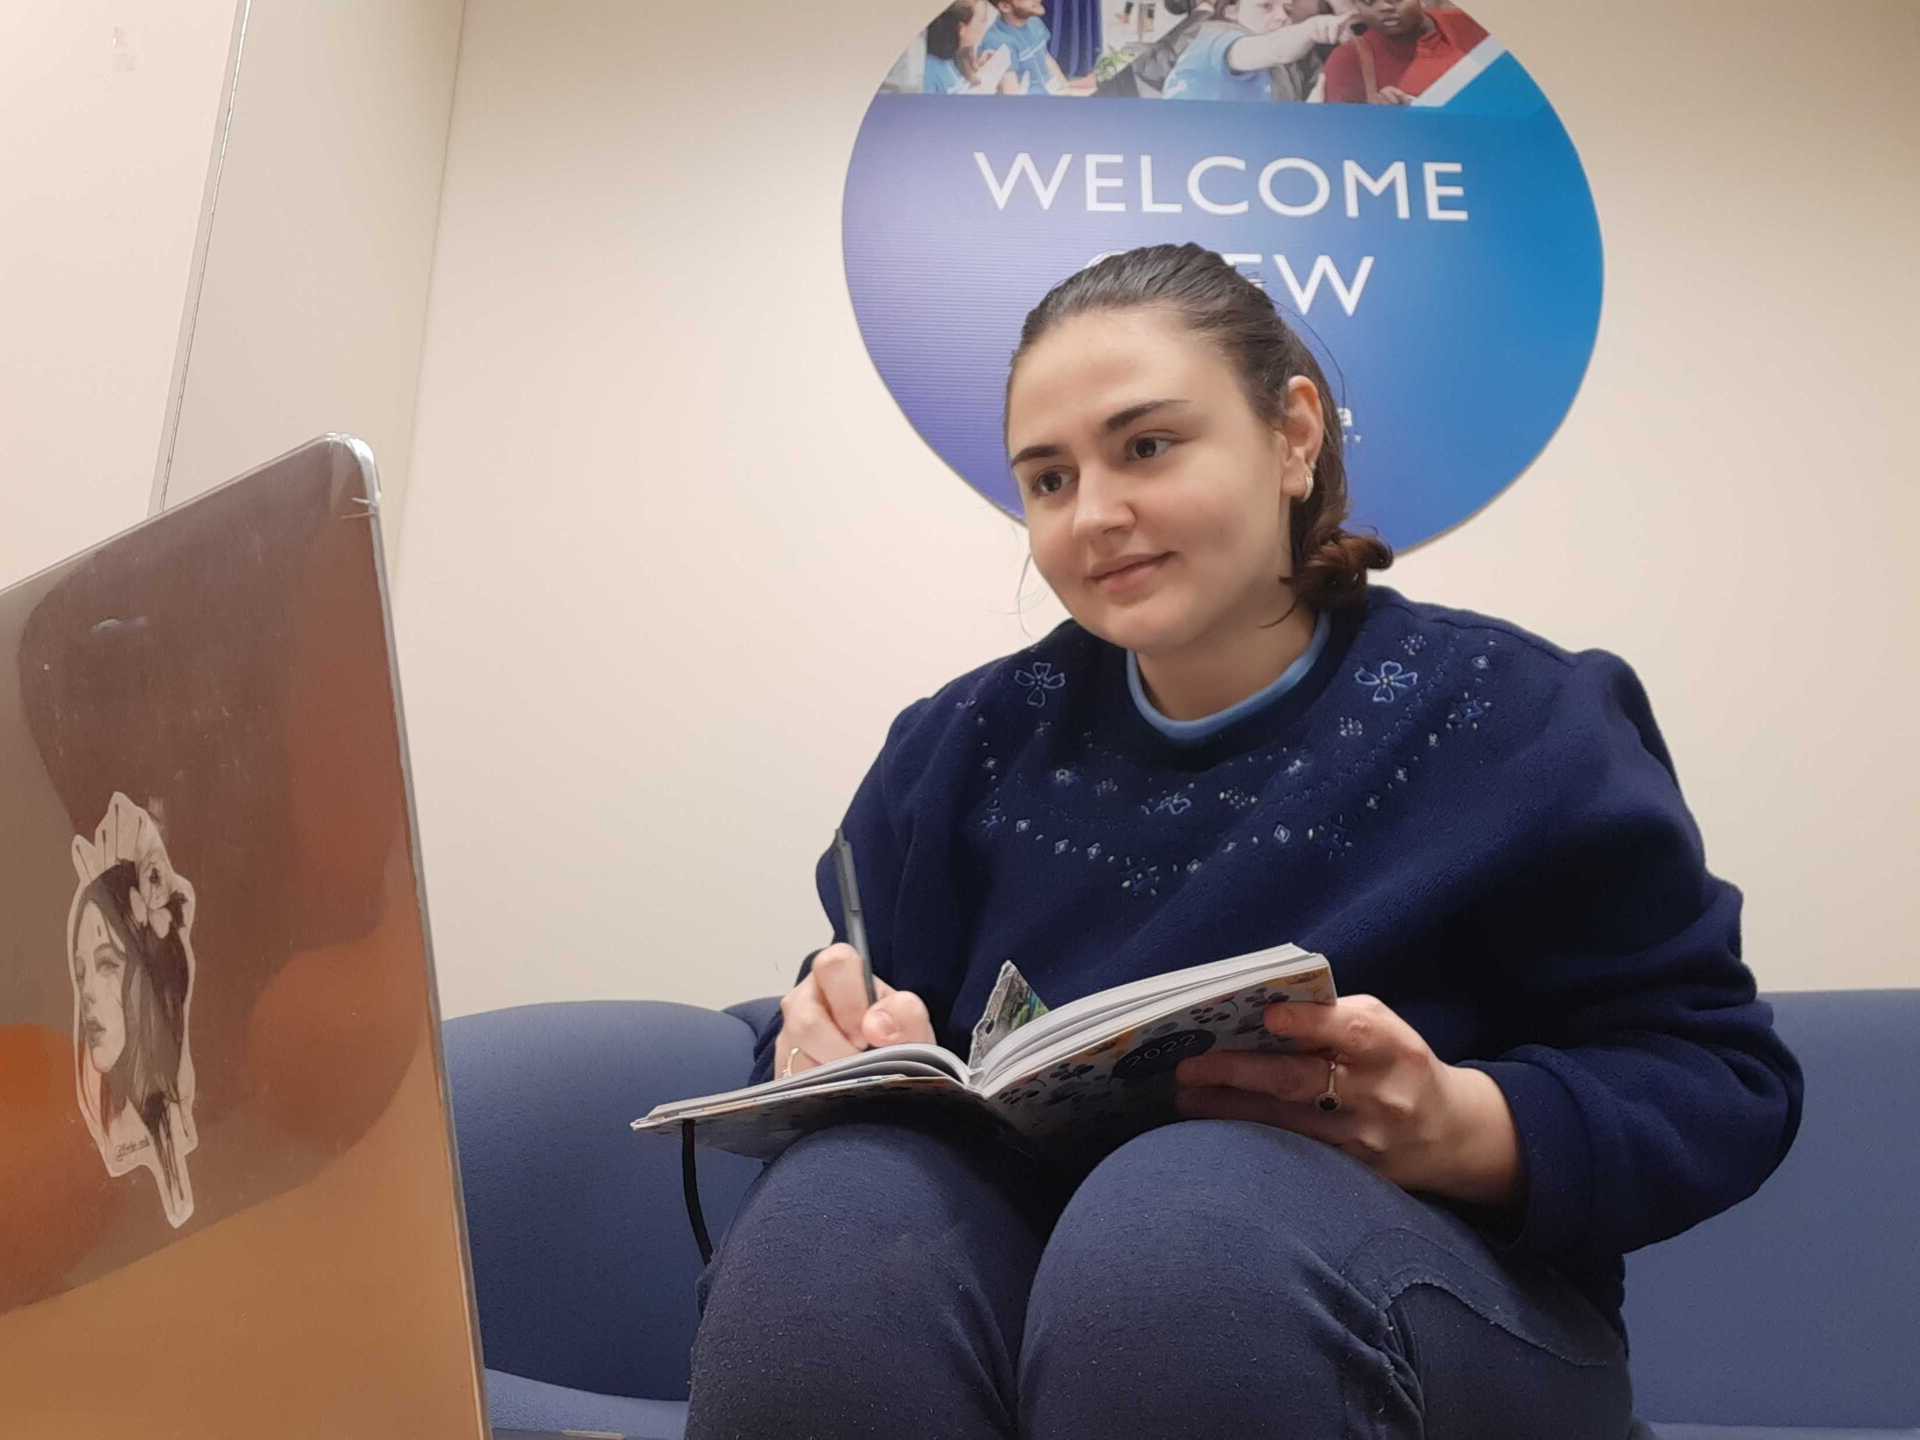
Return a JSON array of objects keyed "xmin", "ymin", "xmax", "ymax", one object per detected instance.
[{"xmin": 1009, "ymin": 398, "xmax": 1190, "ymax": 467}]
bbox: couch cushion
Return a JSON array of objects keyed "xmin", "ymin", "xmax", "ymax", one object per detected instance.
[
  {"xmin": 446, "ymin": 1001, "xmax": 764, "ymax": 1405},
  {"xmin": 486, "ymin": 1367, "xmax": 687, "ymax": 1440},
  {"xmin": 1623, "ymin": 990, "xmax": 1920, "ymax": 1429},
  {"xmin": 723, "ymin": 994, "xmax": 780, "ymax": 1040}
]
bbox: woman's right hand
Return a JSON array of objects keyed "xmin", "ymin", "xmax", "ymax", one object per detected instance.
[{"xmin": 772, "ymin": 943, "xmax": 935, "ymax": 1078}]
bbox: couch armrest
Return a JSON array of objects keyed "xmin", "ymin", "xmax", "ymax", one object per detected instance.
[
  {"xmin": 723, "ymin": 994, "xmax": 781, "ymax": 1042},
  {"xmin": 444, "ymin": 1000, "xmax": 763, "ymax": 1404}
]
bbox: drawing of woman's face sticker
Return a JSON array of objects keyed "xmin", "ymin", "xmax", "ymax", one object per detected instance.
[
  {"xmin": 67, "ymin": 792, "xmax": 201, "ymax": 1229},
  {"xmin": 73, "ymin": 902, "xmax": 128, "ymax": 1074}
]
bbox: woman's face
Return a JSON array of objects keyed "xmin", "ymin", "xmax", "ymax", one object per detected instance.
[
  {"xmin": 73, "ymin": 902, "xmax": 127, "ymax": 1074},
  {"xmin": 1008, "ymin": 306, "xmax": 1317, "ymax": 657}
]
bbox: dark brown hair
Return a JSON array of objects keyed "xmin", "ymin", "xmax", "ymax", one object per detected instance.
[
  {"xmin": 1006, "ymin": 242, "xmax": 1391, "ymax": 617},
  {"xmin": 926, "ymin": 0, "xmax": 982, "ymax": 79}
]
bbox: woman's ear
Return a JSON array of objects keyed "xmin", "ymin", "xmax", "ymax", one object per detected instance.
[{"xmin": 1278, "ymin": 376, "xmax": 1325, "ymax": 502}]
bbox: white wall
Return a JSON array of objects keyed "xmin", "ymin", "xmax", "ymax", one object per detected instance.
[
  {"xmin": 396, "ymin": 0, "xmax": 1918, "ymax": 1017},
  {"xmin": 160, "ymin": 0, "xmax": 465, "ymax": 552},
  {"xmin": 0, "ymin": 2, "xmax": 238, "ymax": 591}
]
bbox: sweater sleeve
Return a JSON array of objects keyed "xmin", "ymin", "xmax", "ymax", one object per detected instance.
[
  {"xmin": 748, "ymin": 697, "xmax": 935, "ymax": 1086},
  {"xmin": 1455, "ymin": 649, "xmax": 1803, "ymax": 1265}
]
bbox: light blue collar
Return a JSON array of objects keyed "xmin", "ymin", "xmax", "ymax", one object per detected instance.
[{"xmin": 1127, "ymin": 609, "xmax": 1331, "ymax": 746}]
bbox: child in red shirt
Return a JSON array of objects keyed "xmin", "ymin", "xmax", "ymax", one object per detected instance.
[{"xmin": 1320, "ymin": 0, "xmax": 1489, "ymax": 104}]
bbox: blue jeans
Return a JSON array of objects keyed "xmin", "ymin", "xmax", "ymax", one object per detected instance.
[{"xmin": 687, "ymin": 1118, "xmax": 1634, "ymax": 1438}]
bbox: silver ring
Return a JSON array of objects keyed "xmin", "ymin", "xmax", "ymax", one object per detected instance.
[
  {"xmin": 783, "ymin": 1045, "xmax": 807, "ymax": 1080},
  {"xmin": 1316, "ymin": 1057, "xmax": 1341, "ymax": 1113}
]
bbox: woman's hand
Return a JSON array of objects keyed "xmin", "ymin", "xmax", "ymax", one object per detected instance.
[
  {"xmin": 1173, "ymin": 994, "xmax": 1525, "ymax": 1210},
  {"xmin": 772, "ymin": 943, "xmax": 936, "ymax": 1077}
]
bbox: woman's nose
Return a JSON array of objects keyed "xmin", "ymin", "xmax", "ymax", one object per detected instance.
[{"xmin": 1071, "ymin": 471, "xmax": 1131, "ymax": 535}]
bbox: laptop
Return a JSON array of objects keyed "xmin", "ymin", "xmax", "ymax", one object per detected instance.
[{"xmin": 0, "ymin": 437, "xmax": 608, "ymax": 1439}]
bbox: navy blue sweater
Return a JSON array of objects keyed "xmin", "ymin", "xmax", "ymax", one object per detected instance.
[{"xmin": 753, "ymin": 585, "xmax": 1803, "ymax": 1320}]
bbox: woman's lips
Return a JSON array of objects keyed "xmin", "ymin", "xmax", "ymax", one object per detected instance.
[{"xmin": 1093, "ymin": 554, "xmax": 1169, "ymax": 593}]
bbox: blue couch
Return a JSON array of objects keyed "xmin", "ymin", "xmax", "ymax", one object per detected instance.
[{"xmin": 444, "ymin": 990, "xmax": 1920, "ymax": 1440}]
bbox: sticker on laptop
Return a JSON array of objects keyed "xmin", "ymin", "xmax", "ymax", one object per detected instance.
[{"xmin": 67, "ymin": 793, "xmax": 199, "ymax": 1227}]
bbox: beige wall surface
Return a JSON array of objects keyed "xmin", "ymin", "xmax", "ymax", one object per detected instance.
[
  {"xmin": 159, "ymin": 0, "xmax": 465, "ymax": 557},
  {"xmin": 0, "ymin": 3, "xmax": 237, "ymax": 592},
  {"xmin": 391, "ymin": 0, "xmax": 1911, "ymax": 1014}
]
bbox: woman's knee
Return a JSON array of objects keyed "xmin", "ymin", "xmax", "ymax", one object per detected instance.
[
  {"xmin": 1047, "ymin": 1120, "xmax": 1379, "ymax": 1275},
  {"xmin": 1027, "ymin": 1126, "xmax": 1383, "ymax": 1350},
  {"xmin": 701, "ymin": 1123, "xmax": 1019, "ymax": 1308},
  {"xmin": 1018, "ymin": 1122, "xmax": 1414, "ymax": 1432},
  {"xmin": 690, "ymin": 1122, "xmax": 1046, "ymax": 1435}
]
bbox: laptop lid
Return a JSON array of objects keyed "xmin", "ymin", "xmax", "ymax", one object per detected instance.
[{"xmin": 0, "ymin": 437, "xmax": 491, "ymax": 1438}]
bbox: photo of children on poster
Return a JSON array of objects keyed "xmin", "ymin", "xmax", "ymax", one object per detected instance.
[{"xmin": 885, "ymin": 0, "xmax": 1490, "ymax": 106}]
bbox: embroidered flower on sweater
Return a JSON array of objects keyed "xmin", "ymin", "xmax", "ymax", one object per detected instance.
[
  {"xmin": 1356, "ymin": 660, "xmax": 1418, "ymax": 704},
  {"xmin": 1015, "ymin": 661, "xmax": 1067, "ymax": 708},
  {"xmin": 1447, "ymin": 697, "xmax": 1491, "ymax": 730}
]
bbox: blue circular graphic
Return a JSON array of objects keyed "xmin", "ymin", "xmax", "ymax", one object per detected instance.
[{"xmin": 843, "ymin": 11, "xmax": 1602, "ymax": 551}]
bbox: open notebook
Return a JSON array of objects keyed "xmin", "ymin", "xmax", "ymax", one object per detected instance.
[{"xmin": 633, "ymin": 944, "xmax": 1336, "ymax": 1162}]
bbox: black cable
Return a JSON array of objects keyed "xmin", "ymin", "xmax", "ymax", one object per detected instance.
[{"xmin": 681, "ymin": 1120, "xmax": 713, "ymax": 1265}]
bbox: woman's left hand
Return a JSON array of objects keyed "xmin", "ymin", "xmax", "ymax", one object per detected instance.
[{"xmin": 1174, "ymin": 994, "xmax": 1526, "ymax": 1210}]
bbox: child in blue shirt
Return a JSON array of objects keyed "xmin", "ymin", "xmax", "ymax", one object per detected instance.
[
  {"xmin": 1165, "ymin": 0, "xmax": 1356, "ymax": 100},
  {"xmin": 684, "ymin": 244, "xmax": 1802, "ymax": 1439},
  {"xmin": 984, "ymin": 0, "xmax": 1097, "ymax": 94}
]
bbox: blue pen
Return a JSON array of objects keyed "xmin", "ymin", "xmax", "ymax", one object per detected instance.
[{"xmin": 832, "ymin": 826, "xmax": 878, "ymax": 1007}]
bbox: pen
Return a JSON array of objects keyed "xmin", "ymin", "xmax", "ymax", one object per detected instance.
[{"xmin": 832, "ymin": 826, "xmax": 878, "ymax": 1008}]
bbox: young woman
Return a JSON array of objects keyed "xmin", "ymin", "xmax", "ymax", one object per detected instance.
[
  {"xmin": 684, "ymin": 243, "xmax": 1801, "ymax": 1437},
  {"xmin": 923, "ymin": 0, "xmax": 1026, "ymax": 96}
]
